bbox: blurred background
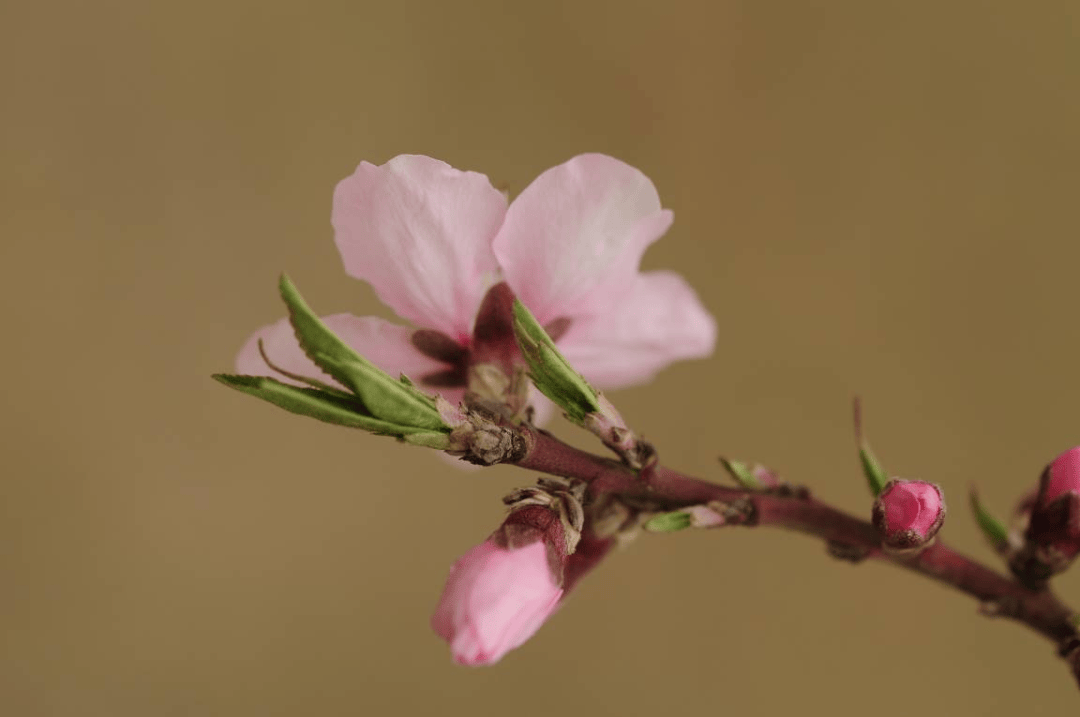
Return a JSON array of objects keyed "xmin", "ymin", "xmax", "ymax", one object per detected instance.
[{"xmin": 3, "ymin": 1, "xmax": 1079, "ymax": 714}]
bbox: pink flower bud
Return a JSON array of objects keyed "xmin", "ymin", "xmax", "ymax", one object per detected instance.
[
  {"xmin": 1016, "ymin": 447, "xmax": 1080, "ymax": 583},
  {"xmin": 871, "ymin": 479, "xmax": 945, "ymax": 551},
  {"xmin": 751, "ymin": 464, "xmax": 782, "ymax": 489},
  {"xmin": 431, "ymin": 534, "xmax": 563, "ymax": 665},
  {"xmin": 1043, "ymin": 447, "xmax": 1080, "ymax": 506}
]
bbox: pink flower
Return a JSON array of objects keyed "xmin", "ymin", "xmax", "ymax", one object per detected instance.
[
  {"xmin": 871, "ymin": 479, "xmax": 946, "ymax": 550},
  {"xmin": 430, "ymin": 538, "xmax": 562, "ymax": 665},
  {"xmin": 235, "ymin": 154, "xmax": 716, "ymax": 418}
]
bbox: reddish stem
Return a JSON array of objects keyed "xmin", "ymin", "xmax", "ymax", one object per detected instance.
[{"xmin": 514, "ymin": 428, "xmax": 1080, "ymax": 675}]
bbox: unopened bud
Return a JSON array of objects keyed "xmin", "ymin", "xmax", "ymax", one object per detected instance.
[
  {"xmin": 1043, "ymin": 447, "xmax": 1080, "ymax": 507},
  {"xmin": 430, "ymin": 480, "xmax": 586, "ymax": 665},
  {"xmin": 871, "ymin": 479, "xmax": 945, "ymax": 552},
  {"xmin": 430, "ymin": 535, "xmax": 562, "ymax": 666},
  {"xmin": 720, "ymin": 458, "xmax": 793, "ymax": 492},
  {"xmin": 1013, "ymin": 447, "xmax": 1080, "ymax": 585}
]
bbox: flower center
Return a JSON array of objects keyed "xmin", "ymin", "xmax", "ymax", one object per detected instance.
[{"xmin": 411, "ymin": 281, "xmax": 572, "ymax": 393}]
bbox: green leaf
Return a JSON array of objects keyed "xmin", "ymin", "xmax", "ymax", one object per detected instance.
[
  {"xmin": 859, "ymin": 444, "xmax": 889, "ymax": 496},
  {"xmin": 213, "ymin": 374, "xmax": 438, "ymax": 438},
  {"xmin": 644, "ymin": 511, "xmax": 693, "ymax": 533},
  {"xmin": 277, "ymin": 275, "xmax": 446, "ymax": 431},
  {"xmin": 853, "ymin": 398, "xmax": 888, "ymax": 495},
  {"xmin": 402, "ymin": 432, "xmax": 452, "ymax": 449},
  {"xmin": 969, "ymin": 487, "xmax": 1010, "ymax": 551},
  {"xmin": 720, "ymin": 458, "xmax": 762, "ymax": 490},
  {"xmin": 511, "ymin": 298, "xmax": 599, "ymax": 424}
]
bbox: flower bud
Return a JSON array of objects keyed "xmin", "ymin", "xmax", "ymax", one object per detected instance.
[
  {"xmin": 1043, "ymin": 447, "xmax": 1080, "ymax": 507},
  {"xmin": 431, "ymin": 480, "xmax": 587, "ymax": 665},
  {"xmin": 1012, "ymin": 447, "xmax": 1080, "ymax": 585},
  {"xmin": 871, "ymin": 479, "xmax": 945, "ymax": 552},
  {"xmin": 430, "ymin": 534, "xmax": 563, "ymax": 666}
]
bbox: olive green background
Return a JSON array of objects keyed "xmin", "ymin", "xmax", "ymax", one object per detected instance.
[{"xmin": 3, "ymin": 1, "xmax": 1079, "ymax": 714}]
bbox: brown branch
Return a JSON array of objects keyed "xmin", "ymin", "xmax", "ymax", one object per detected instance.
[{"xmin": 513, "ymin": 428, "xmax": 1080, "ymax": 679}]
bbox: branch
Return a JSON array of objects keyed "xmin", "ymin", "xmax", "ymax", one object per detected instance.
[{"xmin": 513, "ymin": 428, "xmax": 1080, "ymax": 676}]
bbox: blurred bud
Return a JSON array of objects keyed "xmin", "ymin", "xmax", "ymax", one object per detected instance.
[
  {"xmin": 644, "ymin": 504, "xmax": 727, "ymax": 532},
  {"xmin": 1012, "ymin": 447, "xmax": 1080, "ymax": 586},
  {"xmin": 644, "ymin": 511, "xmax": 694, "ymax": 533},
  {"xmin": 718, "ymin": 458, "xmax": 809, "ymax": 498},
  {"xmin": 1043, "ymin": 447, "xmax": 1080, "ymax": 506},
  {"xmin": 871, "ymin": 479, "xmax": 945, "ymax": 552},
  {"xmin": 430, "ymin": 480, "xmax": 586, "ymax": 665},
  {"xmin": 721, "ymin": 458, "xmax": 776, "ymax": 490}
]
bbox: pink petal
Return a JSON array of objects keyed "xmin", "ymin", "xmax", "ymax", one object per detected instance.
[
  {"xmin": 235, "ymin": 314, "xmax": 451, "ymax": 390},
  {"xmin": 557, "ymin": 270, "xmax": 716, "ymax": 390},
  {"xmin": 332, "ymin": 155, "xmax": 507, "ymax": 342},
  {"xmin": 493, "ymin": 154, "xmax": 673, "ymax": 324}
]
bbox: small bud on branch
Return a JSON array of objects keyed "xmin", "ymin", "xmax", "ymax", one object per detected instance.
[
  {"xmin": 872, "ymin": 479, "xmax": 946, "ymax": 554},
  {"xmin": 1011, "ymin": 447, "xmax": 1080, "ymax": 588}
]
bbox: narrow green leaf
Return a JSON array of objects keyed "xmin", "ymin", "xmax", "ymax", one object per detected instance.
[
  {"xmin": 277, "ymin": 275, "xmax": 446, "ymax": 431},
  {"xmin": 213, "ymin": 374, "xmax": 430, "ymax": 436},
  {"xmin": 644, "ymin": 511, "xmax": 693, "ymax": 533},
  {"xmin": 511, "ymin": 298, "xmax": 599, "ymax": 424},
  {"xmin": 853, "ymin": 398, "xmax": 888, "ymax": 495},
  {"xmin": 969, "ymin": 487, "xmax": 1010, "ymax": 550},
  {"xmin": 720, "ymin": 458, "xmax": 762, "ymax": 490},
  {"xmin": 859, "ymin": 445, "xmax": 889, "ymax": 496}
]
